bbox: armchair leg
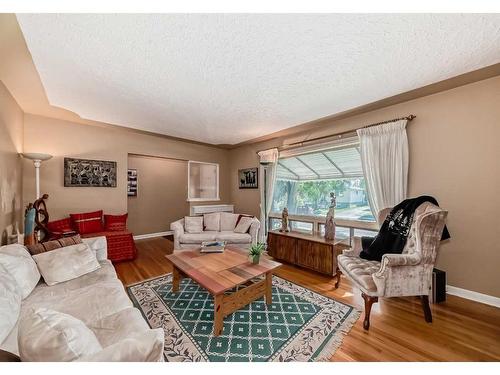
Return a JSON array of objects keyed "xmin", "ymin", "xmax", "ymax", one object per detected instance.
[
  {"xmin": 334, "ymin": 267, "xmax": 342, "ymax": 289},
  {"xmin": 361, "ymin": 293, "xmax": 378, "ymax": 330},
  {"xmin": 421, "ymin": 295, "xmax": 432, "ymax": 323}
]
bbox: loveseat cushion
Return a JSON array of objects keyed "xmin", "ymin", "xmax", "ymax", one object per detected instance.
[
  {"xmin": 22, "ymin": 279, "xmax": 133, "ymax": 326},
  {"xmin": 234, "ymin": 217, "xmax": 253, "ymax": 233},
  {"xmin": 184, "ymin": 216, "xmax": 203, "ymax": 233},
  {"xmin": 179, "ymin": 231, "xmax": 217, "ymax": 244},
  {"xmin": 216, "ymin": 231, "xmax": 252, "ymax": 244},
  {"xmin": 78, "ymin": 329, "xmax": 165, "ymax": 362},
  {"xmin": 220, "ymin": 212, "xmax": 239, "ymax": 231},
  {"xmin": 88, "ymin": 308, "xmax": 150, "ymax": 348},
  {"xmin": 18, "ymin": 308, "xmax": 103, "ymax": 362},
  {"xmin": 337, "ymin": 254, "xmax": 380, "ymax": 293},
  {"xmin": 0, "ymin": 244, "xmax": 40, "ymax": 299},
  {"xmin": 203, "ymin": 213, "xmax": 220, "ymax": 231}
]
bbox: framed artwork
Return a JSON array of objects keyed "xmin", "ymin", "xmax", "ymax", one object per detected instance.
[
  {"xmin": 238, "ymin": 167, "xmax": 258, "ymax": 189},
  {"xmin": 64, "ymin": 158, "xmax": 117, "ymax": 187},
  {"xmin": 187, "ymin": 161, "xmax": 220, "ymax": 201},
  {"xmin": 127, "ymin": 169, "xmax": 138, "ymax": 196}
]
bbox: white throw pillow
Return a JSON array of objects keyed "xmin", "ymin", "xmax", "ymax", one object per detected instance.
[
  {"xmin": 0, "ymin": 244, "xmax": 40, "ymax": 299},
  {"xmin": 234, "ymin": 217, "xmax": 253, "ymax": 233},
  {"xmin": 184, "ymin": 216, "xmax": 204, "ymax": 234},
  {"xmin": 203, "ymin": 213, "xmax": 220, "ymax": 231},
  {"xmin": 78, "ymin": 329, "xmax": 165, "ymax": 362},
  {"xmin": 18, "ymin": 308, "xmax": 102, "ymax": 362},
  {"xmin": 0, "ymin": 264, "xmax": 21, "ymax": 343},
  {"xmin": 32, "ymin": 243, "xmax": 101, "ymax": 286},
  {"xmin": 220, "ymin": 212, "xmax": 239, "ymax": 231}
]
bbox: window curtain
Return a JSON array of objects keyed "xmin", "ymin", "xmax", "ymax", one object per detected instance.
[
  {"xmin": 357, "ymin": 119, "xmax": 409, "ymax": 217},
  {"xmin": 258, "ymin": 148, "xmax": 279, "ymax": 242}
]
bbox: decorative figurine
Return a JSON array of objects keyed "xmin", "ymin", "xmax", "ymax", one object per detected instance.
[
  {"xmin": 324, "ymin": 192, "xmax": 336, "ymax": 240},
  {"xmin": 280, "ymin": 207, "xmax": 290, "ymax": 232}
]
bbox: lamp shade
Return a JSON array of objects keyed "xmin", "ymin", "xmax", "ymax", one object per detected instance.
[{"xmin": 21, "ymin": 153, "xmax": 53, "ymax": 161}]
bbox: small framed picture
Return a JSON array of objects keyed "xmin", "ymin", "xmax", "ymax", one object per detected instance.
[
  {"xmin": 238, "ymin": 167, "xmax": 258, "ymax": 189},
  {"xmin": 127, "ymin": 169, "xmax": 138, "ymax": 196}
]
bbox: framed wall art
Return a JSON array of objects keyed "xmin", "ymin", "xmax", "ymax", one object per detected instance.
[
  {"xmin": 238, "ymin": 167, "xmax": 258, "ymax": 189},
  {"xmin": 64, "ymin": 158, "xmax": 117, "ymax": 187},
  {"xmin": 127, "ymin": 169, "xmax": 138, "ymax": 196}
]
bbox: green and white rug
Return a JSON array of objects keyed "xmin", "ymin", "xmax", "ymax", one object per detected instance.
[{"xmin": 127, "ymin": 274, "xmax": 359, "ymax": 362}]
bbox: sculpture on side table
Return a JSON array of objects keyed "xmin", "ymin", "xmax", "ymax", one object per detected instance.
[
  {"xmin": 33, "ymin": 194, "xmax": 50, "ymax": 242},
  {"xmin": 280, "ymin": 207, "xmax": 290, "ymax": 232},
  {"xmin": 324, "ymin": 192, "xmax": 336, "ymax": 240},
  {"xmin": 24, "ymin": 204, "xmax": 36, "ymax": 246}
]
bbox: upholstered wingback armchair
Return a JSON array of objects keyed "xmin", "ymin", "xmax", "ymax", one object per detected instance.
[{"xmin": 336, "ymin": 202, "xmax": 448, "ymax": 330}]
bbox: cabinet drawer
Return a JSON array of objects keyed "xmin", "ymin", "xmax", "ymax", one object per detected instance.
[
  {"xmin": 296, "ymin": 239, "xmax": 334, "ymax": 275},
  {"xmin": 267, "ymin": 232, "xmax": 296, "ymax": 263}
]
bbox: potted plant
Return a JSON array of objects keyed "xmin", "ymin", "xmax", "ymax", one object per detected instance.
[{"xmin": 249, "ymin": 242, "xmax": 265, "ymax": 265}]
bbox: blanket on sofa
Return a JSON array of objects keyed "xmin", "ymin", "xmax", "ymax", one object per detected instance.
[{"xmin": 360, "ymin": 196, "xmax": 450, "ymax": 261}]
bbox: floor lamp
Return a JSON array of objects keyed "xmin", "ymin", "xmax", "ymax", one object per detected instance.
[{"xmin": 21, "ymin": 152, "xmax": 53, "ymax": 199}]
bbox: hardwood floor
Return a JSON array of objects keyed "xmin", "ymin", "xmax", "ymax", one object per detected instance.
[{"xmin": 115, "ymin": 237, "xmax": 500, "ymax": 362}]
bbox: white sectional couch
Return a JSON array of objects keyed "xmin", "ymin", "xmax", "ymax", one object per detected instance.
[
  {"xmin": 170, "ymin": 212, "xmax": 260, "ymax": 250},
  {"xmin": 0, "ymin": 237, "xmax": 164, "ymax": 361}
]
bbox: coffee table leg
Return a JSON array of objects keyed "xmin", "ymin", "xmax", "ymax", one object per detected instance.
[
  {"xmin": 265, "ymin": 272, "xmax": 273, "ymax": 305},
  {"xmin": 214, "ymin": 294, "xmax": 224, "ymax": 336},
  {"xmin": 172, "ymin": 266, "xmax": 182, "ymax": 292}
]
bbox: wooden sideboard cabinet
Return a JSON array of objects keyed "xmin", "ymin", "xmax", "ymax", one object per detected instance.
[{"xmin": 267, "ymin": 230, "xmax": 349, "ymax": 276}]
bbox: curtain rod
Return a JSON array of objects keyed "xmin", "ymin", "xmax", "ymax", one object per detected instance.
[{"xmin": 257, "ymin": 114, "xmax": 416, "ymax": 154}]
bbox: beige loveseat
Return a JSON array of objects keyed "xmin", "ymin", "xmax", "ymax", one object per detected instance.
[
  {"xmin": 170, "ymin": 212, "xmax": 260, "ymax": 250},
  {"xmin": 0, "ymin": 237, "xmax": 164, "ymax": 361}
]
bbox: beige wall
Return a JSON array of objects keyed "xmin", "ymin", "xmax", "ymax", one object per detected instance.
[
  {"xmin": 229, "ymin": 76, "xmax": 500, "ymax": 297},
  {"xmin": 127, "ymin": 155, "xmax": 189, "ymax": 235},
  {"xmin": 0, "ymin": 81, "xmax": 23, "ymax": 245},
  {"xmin": 22, "ymin": 114, "xmax": 231, "ymax": 230}
]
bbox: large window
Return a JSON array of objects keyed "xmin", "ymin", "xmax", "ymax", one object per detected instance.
[{"xmin": 271, "ymin": 139, "xmax": 375, "ymax": 222}]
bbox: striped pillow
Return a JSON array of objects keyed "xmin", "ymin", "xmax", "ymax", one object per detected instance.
[
  {"xmin": 26, "ymin": 235, "xmax": 83, "ymax": 255},
  {"xmin": 70, "ymin": 210, "xmax": 104, "ymax": 234}
]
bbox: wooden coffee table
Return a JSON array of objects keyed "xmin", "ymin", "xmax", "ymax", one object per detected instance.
[{"xmin": 166, "ymin": 247, "xmax": 281, "ymax": 336}]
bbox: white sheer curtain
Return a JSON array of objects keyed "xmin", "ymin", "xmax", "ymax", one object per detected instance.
[
  {"xmin": 258, "ymin": 148, "xmax": 279, "ymax": 242},
  {"xmin": 357, "ymin": 119, "xmax": 409, "ymax": 216}
]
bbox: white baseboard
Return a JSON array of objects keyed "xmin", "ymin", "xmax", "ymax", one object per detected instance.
[
  {"xmin": 133, "ymin": 231, "xmax": 173, "ymax": 240},
  {"xmin": 446, "ymin": 285, "xmax": 500, "ymax": 308}
]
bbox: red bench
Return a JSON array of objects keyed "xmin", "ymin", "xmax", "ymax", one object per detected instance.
[
  {"xmin": 80, "ymin": 231, "xmax": 136, "ymax": 262},
  {"xmin": 47, "ymin": 211, "xmax": 137, "ymax": 262}
]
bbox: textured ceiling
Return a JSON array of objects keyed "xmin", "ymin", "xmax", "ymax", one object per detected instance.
[{"xmin": 17, "ymin": 14, "xmax": 500, "ymax": 145}]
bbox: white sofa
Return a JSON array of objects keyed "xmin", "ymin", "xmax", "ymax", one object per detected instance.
[
  {"xmin": 0, "ymin": 237, "xmax": 163, "ymax": 361},
  {"xmin": 170, "ymin": 212, "xmax": 260, "ymax": 250}
]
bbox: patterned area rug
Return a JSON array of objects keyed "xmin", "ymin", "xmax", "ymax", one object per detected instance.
[{"xmin": 127, "ymin": 274, "xmax": 359, "ymax": 362}]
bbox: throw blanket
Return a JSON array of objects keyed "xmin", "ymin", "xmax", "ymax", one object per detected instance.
[{"xmin": 360, "ymin": 196, "xmax": 450, "ymax": 261}]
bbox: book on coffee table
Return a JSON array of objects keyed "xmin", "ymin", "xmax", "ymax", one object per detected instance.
[{"xmin": 200, "ymin": 241, "xmax": 226, "ymax": 253}]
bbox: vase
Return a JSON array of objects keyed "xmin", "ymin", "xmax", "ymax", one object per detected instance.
[{"xmin": 251, "ymin": 255, "xmax": 260, "ymax": 264}]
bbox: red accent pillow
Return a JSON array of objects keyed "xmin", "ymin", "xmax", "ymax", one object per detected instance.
[
  {"xmin": 104, "ymin": 213, "xmax": 128, "ymax": 232},
  {"xmin": 70, "ymin": 210, "xmax": 104, "ymax": 234},
  {"xmin": 47, "ymin": 218, "xmax": 74, "ymax": 235}
]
